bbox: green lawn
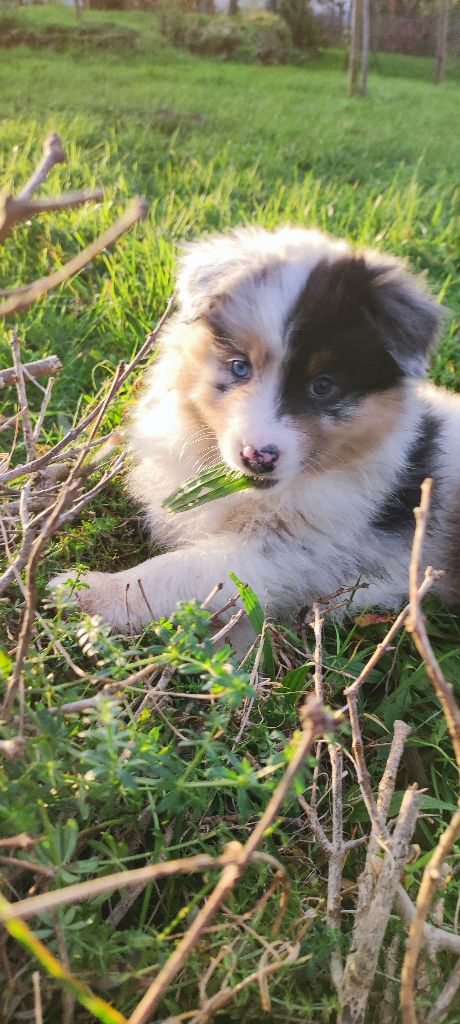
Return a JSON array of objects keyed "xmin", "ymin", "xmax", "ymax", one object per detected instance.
[{"xmin": 1, "ymin": 8, "xmax": 460, "ymax": 1023}]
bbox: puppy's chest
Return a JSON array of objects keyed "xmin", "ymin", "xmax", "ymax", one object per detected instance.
[
  {"xmin": 212, "ymin": 491, "xmax": 411, "ymax": 575},
  {"xmin": 210, "ymin": 495, "xmax": 371, "ymax": 555}
]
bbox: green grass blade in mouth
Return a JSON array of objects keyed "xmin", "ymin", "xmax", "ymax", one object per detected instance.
[{"xmin": 163, "ymin": 462, "xmax": 254, "ymax": 512}]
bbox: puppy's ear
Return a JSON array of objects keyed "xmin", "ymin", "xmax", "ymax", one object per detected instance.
[
  {"xmin": 366, "ymin": 260, "xmax": 442, "ymax": 377},
  {"xmin": 177, "ymin": 234, "xmax": 248, "ymax": 321}
]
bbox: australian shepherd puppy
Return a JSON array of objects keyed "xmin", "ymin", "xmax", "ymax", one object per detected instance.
[{"xmin": 51, "ymin": 227, "xmax": 460, "ymax": 634}]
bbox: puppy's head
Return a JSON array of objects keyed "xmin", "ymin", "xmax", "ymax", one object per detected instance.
[{"xmin": 174, "ymin": 227, "xmax": 441, "ymax": 487}]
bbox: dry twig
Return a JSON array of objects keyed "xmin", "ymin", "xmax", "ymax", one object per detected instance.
[
  {"xmin": 400, "ymin": 479, "xmax": 460, "ymax": 1024},
  {"xmin": 32, "ymin": 971, "xmax": 43, "ymax": 1024},
  {"xmin": 352, "ymin": 719, "xmax": 411, "ymax": 955},
  {"xmin": 341, "ymin": 787, "xmax": 420, "ymax": 1024},
  {"xmin": 0, "ymin": 297, "xmax": 174, "ymax": 612},
  {"xmin": 0, "ymin": 354, "xmax": 62, "ymax": 389},
  {"xmin": 10, "ymin": 330, "xmax": 36, "ymax": 462},
  {"xmin": 311, "ymin": 603, "xmax": 344, "ymax": 992},
  {"xmin": 128, "ymin": 696, "xmax": 335, "ymax": 1024},
  {"xmin": 0, "ymin": 833, "xmax": 36, "ymax": 851},
  {"xmin": 0, "ymin": 196, "xmax": 147, "ymax": 318},
  {"xmin": 401, "ymin": 810, "xmax": 460, "ymax": 1024},
  {"xmin": 158, "ymin": 941, "xmax": 302, "ymax": 1024},
  {"xmin": 0, "ymin": 700, "xmax": 333, "ymax": 1023},
  {"xmin": 379, "ymin": 933, "xmax": 401, "ymax": 1024},
  {"xmin": 406, "ymin": 478, "xmax": 460, "ymax": 770},
  {"xmin": 426, "ymin": 956, "xmax": 460, "ymax": 1023},
  {"xmin": 0, "ymin": 132, "xmax": 102, "ymax": 244},
  {"xmin": 0, "ymin": 294, "xmax": 174, "ymax": 489}
]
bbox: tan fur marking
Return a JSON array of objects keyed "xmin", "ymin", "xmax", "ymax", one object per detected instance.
[{"xmin": 292, "ymin": 387, "xmax": 405, "ymax": 471}]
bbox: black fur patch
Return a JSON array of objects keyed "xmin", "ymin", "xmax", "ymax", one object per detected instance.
[
  {"xmin": 279, "ymin": 257, "xmax": 405, "ymax": 418},
  {"xmin": 371, "ymin": 412, "xmax": 441, "ymax": 532}
]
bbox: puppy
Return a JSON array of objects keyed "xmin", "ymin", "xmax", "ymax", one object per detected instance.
[{"xmin": 51, "ymin": 226, "xmax": 460, "ymax": 633}]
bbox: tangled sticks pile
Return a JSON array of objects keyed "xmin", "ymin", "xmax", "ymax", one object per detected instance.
[{"xmin": 1, "ymin": 135, "xmax": 460, "ymax": 1024}]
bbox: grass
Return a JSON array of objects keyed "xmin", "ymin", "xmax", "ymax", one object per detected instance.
[{"xmin": 1, "ymin": 7, "xmax": 460, "ymax": 1022}]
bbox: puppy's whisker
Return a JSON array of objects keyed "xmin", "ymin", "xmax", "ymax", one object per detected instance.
[
  {"xmin": 179, "ymin": 428, "xmax": 216, "ymax": 462},
  {"xmin": 179, "ymin": 426, "xmax": 214, "ymax": 452}
]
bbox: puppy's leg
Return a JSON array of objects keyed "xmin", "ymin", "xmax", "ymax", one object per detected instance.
[{"xmin": 49, "ymin": 541, "xmax": 270, "ymax": 633}]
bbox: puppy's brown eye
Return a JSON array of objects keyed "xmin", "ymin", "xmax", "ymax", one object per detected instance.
[{"xmin": 310, "ymin": 375, "xmax": 336, "ymax": 398}]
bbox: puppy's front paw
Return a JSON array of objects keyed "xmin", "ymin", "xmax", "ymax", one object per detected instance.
[
  {"xmin": 48, "ymin": 571, "xmax": 87, "ymax": 606},
  {"xmin": 48, "ymin": 571, "xmax": 129, "ymax": 630}
]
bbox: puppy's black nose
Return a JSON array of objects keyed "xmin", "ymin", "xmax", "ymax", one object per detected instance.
[{"xmin": 241, "ymin": 444, "xmax": 279, "ymax": 475}]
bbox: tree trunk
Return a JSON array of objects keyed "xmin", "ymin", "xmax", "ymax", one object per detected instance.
[
  {"xmin": 228, "ymin": 0, "xmax": 239, "ymax": 14},
  {"xmin": 348, "ymin": 0, "xmax": 360, "ymax": 97},
  {"xmin": 434, "ymin": 0, "xmax": 450, "ymax": 84},
  {"xmin": 74, "ymin": 0, "xmax": 82, "ymax": 22},
  {"xmin": 360, "ymin": 0, "xmax": 370, "ymax": 95}
]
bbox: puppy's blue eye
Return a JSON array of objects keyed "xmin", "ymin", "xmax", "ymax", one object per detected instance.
[
  {"xmin": 310, "ymin": 375, "xmax": 336, "ymax": 398},
  {"xmin": 231, "ymin": 358, "xmax": 251, "ymax": 380}
]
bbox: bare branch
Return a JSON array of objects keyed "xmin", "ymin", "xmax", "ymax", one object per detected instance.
[
  {"xmin": 0, "ymin": 355, "xmax": 63, "ymax": 389},
  {"xmin": 327, "ymin": 741, "xmax": 344, "ymax": 992},
  {"xmin": 161, "ymin": 941, "xmax": 302, "ymax": 1024},
  {"xmin": 311, "ymin": 604, "xmax": 343, "ymax": 990},
  {"xmin": 0, "ymin": 833, "xmax": 36, "ymax": 851},
  {"xmin": 18, "ymin": 132, "xmax": 66, "ymax": 201},
  {"xmin": 201, "ymin": 581, "xmax": 224, "ymax": 608},
  {"xmin": 210, "ymin": 606, "xmax": 246, "ymax": 645},
  {"xmin": 398, "ymin": 478, "xmax": 460, "ymax": 1024},
  {"xmin": 394, "ymin": 883, "xmax": 460, "ymax": 957},
  {"xmin": 32, "ymin": 376, "xmax": 56, "ymax": 442},
  {"xmin": 352, "ymin": 720, "xmax": 411, "ymax": 954},
  {"xmin": 401, "ymin": 809, "xmax": 460, "ymax": 1024},
  {"xmin": 55, "ymin": 451, "xmax": 126, "ymax": 528},
  {"xmin": 106, "ymin": 821, "xmax": 175, "ymax": 929},
  {"xmin": 10, "ymin": 330, "xmax": 35, "ymax": 462},
  {"xmin": 376, "ymin": 720, "xmax": 413, "ymax": 821},
  {"xmin": 0, "ymin": 196, "xmax": 148, "ymax": 318},
  {"xmin": 426, "ymin": 957, "xmax": 460, "ymax": 1023},
  {"xmin": 32, "ymin": 971, "xmax": 43, "ymax": 1024},
  {"xmin": 0, "ymin": 294, "xmax": 174, "ymax": 487},
  {"xmin": 2, "ymin": 357, "xmax": 126, "ymax": 720},
  {"xmin": 0, "ymin": 852, "xmax": 237, "ymax": 922},
  {"xmin": 0, "ymin": 855, "xmax": 55, "ymax": 880},
  {"xmin": 0, "ymin": 132, "xmax": 65, "ymax": 245},
  {"xmin": 127, "ymin": 697, "xmax": 334, "ymax": 1024},
  {"xmin": 129, "ymin": 853, "xmax": 243, "ymax": 1024},
  {"xmin": 341, "ymin": 787, "xmax": 420, "ymax": 1024},
  {"xmin": 0, "ymin": 133, "xmax": 102, "ymax": 248},
  {"xmin": 406, "ymin": 478, "xmax": 460, "ymax": 773},
  {"xmin": 0, "ymin": 518, "xmax": 36, "ymax": 598},
  {"xmin": 379, "ymin": 934, "xmax": 401, "ymax": 1024},
  {"xmin": 344, "ymin": 570, "xmax": 437, "ymax": 700},
  {"xmin": 346, "ymin": 693, "xmax": 391, "ymax": 848},
  {"xmin": 0, "ymin": 409, "xmax": 23, "ymax": 433},
  {"xmin": 0, "ymin": 189, "xmax": 103, "ymax": 246}
]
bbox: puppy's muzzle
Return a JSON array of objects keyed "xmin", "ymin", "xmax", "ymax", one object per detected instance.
[{"xmin": 241, "ymin": 444, "xmax": 279, "ymax": 475}]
